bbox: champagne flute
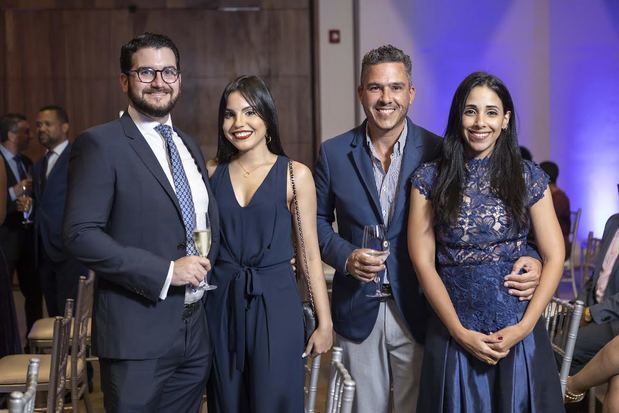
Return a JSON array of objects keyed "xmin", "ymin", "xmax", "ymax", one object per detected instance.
[
  {"xmin": 363, "ymin": 224, "xmax": 390, "ymax": 298},
  {"xmin": 193, "ymin": 212, "xmax": 217, "ymax": 291},
  {"xmin": 20, "ymin": 184, "xmax": 33, "ymax": 225}
]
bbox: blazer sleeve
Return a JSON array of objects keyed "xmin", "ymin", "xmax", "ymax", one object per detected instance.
[
  {"xmin": 314, "ymin": 143, "xmax": 355, "ymax": 274},
  {"xmin": 589, "ymin": 215, "xmax": 619, "ymax": 324},
  {"xmin": 63, "ymin": 130, "xmax": 169, "ymax": 302}
]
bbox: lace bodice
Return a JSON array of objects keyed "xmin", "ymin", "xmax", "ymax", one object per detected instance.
[{"xmin": 413, "ymin": 158, "xmax": 548, "ymax": 267}]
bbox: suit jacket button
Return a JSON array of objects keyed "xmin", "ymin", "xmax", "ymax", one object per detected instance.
[{"xmin": 177, "ymin": 242, "xmax": 186, "ymax": 250}]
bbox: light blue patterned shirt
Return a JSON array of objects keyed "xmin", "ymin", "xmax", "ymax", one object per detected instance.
[{"xmin": 365, "ymin": 123, "xmax": 408, "ymax": 283}]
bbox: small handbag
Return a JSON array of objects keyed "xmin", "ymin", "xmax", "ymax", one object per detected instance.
[{"xmin": 289, "ymin": 160, "xmax": 317, "ymax": 344}]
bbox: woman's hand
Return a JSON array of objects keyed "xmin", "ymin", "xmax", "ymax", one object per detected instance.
[
  {"xmin": 453, "ymin": 327, "xmax": 510, "ymax": 365},
  {"xmin": 487, "ymin": 323, "xmax": 530, "ymax": 354},
  {"xmin": 303, "ymin": 325, "xmax": 333, "ymax": 358}
]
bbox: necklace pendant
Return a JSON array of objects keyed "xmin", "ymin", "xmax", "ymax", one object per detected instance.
[{"xmin": 243, "ymin": 170, "xmax": 250, "ymax": 177}]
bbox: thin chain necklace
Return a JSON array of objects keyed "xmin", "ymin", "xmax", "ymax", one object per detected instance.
[{"xmin": 236, "ymin": 159, "xmax": 270, "ymax": 178}]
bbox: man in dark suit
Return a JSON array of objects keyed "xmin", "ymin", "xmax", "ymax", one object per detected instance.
[
  {"xmin": 28, "ymin": 105, "xmax": 87, "ymax": 317},
  {"xmin": 0, "ymin": 113, "xmax": 42, "ymax": 333},
  {"xmin": 572, "ymin": 211, "xmax": 619, "ymax": 374},
  {"xmin": 314, "ymin": 44, "xmax": 542, "ymax": 412},
  {"xmin": 63, "ymin": 33, "xmax": 219, "ymax": 412}
]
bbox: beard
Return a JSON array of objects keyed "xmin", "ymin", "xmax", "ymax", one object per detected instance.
[{"xmin": 128, "ymin": 84, "xmax": 180, "ymax": 119}]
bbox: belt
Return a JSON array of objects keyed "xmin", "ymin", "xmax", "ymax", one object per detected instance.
[
  {"xmin": 182, "ymin": 301, "xmax": 201, "ymax": 320},
  {"xmin": 380, "ymin": 284, "xmax": 393, "ymax": 301}
]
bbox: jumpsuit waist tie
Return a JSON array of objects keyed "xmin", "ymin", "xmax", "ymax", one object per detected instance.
[{"xmin": 226, "ymin": 260, "xmax": 292, "ymax": 372}]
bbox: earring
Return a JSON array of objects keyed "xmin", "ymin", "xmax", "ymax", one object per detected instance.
[{"xmin": 266, "ymin": 134, "xmax": 272, "ymax": 144}]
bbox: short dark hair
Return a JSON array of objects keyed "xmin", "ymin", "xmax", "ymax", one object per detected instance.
[
  {"xmin": 39, "ymin": 105, "xmax": 69, "ymax": 124},
  {"xmin": 120, "ymin": 32, "xmax": 181, "ymax": 74},
  {"xmin": 360, "ymin": 44, "xmax": 412, "ymax": 84},
  {"xmin": 540, "ymin": 161, "xmax": 559, "ymax": 184},
  {"xmin": 0, "ymin": 113, "xmax": 26, "ymax": 143},
  {"xmin": 216, "ymin": 75, "xmax": 286, "ymax": 163}
]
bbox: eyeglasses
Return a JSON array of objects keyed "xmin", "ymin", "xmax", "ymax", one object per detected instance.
[{"xmin": 125, "ymin": 67, "xmax": 180, "ymax": 84}]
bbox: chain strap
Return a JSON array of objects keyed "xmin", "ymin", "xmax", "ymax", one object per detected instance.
[{"xmin": 289, "ymin": 160, "xmax": 316, "ymax": 313}]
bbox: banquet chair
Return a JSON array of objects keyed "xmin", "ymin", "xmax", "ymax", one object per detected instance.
[
  {"xmin": 329, "ymin": 361, "xmax": 355, "ymax": 413},
  {"xmin": 581, "ymin": 231, "xmax": 603, "ymax": 284},
  {"xmin": 304, "ymin": 354, "xmax": 321, "ymax": 413},
  {"xmin": 67, "ymin": 273, "xmax": 95, "ymax": 412},
  {"xmin": 28, "ymin": 280, "xmax": 92, "ymax": 354},
  {"xmin": 560, "ymin": 208, "xmax": 582, "ymax": 298},
  {"xmin": 324, "ymin": 347, "xmax": 343, "ymax": 413},
  {"xmin": 4, "ymin": 358, "xmax": 39, "ymax": 413},
  {"xmin": 543, "ymin": 297, "xmax": 584, "ymax": 396},
  {"xmin": 324, "ymin": 347, "xmax": 355, "ymax": 413},
  {"xmin": 0, "ymin": 316, "xmax": 71, "ymax": 413}
]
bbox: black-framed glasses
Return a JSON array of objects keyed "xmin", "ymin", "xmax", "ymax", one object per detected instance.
[{"xmin": 125, "ymin": 67, "xmax": 180, "ymax": 84}]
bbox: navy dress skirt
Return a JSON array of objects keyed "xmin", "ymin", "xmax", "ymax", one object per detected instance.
[
  {"xmin": 206, "ymin": 156, "xmax": 305, "ymax": 413},
  {"xmin": 412, "ymin": 158, "xmax": 565, "ymax": 413}
]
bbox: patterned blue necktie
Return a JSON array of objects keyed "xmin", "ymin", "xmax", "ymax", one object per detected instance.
[
  {"xmin": 14, "ymin": 155, "xmax": 27, "ymax": 180},
  {"xmin": 155, "ymin": 124, "xmax": 198, "ymax": 256}
]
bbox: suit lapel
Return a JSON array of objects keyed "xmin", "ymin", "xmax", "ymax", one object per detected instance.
[
  {"xmin": 349, "ymin": 123, "xmax": 383, "ymax": 223},
  {"xmin": 39, "ymin": 144, "xmax": 70, "ymax": 195},
  {"xmin": 120, "ymin": 113, "xmax": 181, "ymax": 214},
  {"xmin": 390, "ymin": 119, "xmax": 424, "ymax": 230}
]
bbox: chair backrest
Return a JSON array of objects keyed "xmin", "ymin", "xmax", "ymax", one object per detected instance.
[
  {"xmin": 47, "ymin": 316, "xmax": 72, "ymax": 412},
  {"xmin": 330, "ymin": 361, "xmax": 355, "ymax": 413},
  {"xmin": 8, "ymin": 358, "xmax": 40, "ymax": 413},
  {"xmin": 581, "ymin": 231, "xmax": 603, "ymax": 280},
  {"xmin": 543, "ymin": 297, "xmax": 584, "ymax": 396},
  {"xmin": 568, "ymin": 209, "xmax": 582, "ymax": 259},
  {"xmin": 325, "ymin": 347, "xmax": 343, "ymax": 413},
  {"xmin": 304, "ymin": 354, "xmax": 321, "ymax": 413},
  {"xmin": 324, "ymin": 347, "xmax": 356, "ymax": 413},
  {"xmin": 70, "ymin": 271, "xmax": 95, "ymax": 408}
]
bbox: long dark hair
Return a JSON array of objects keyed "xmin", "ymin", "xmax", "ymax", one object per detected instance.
[
  {"xmin": 432, "ymin": 71, "xmax": 527, "ymax": 229},
  {"xmin": 216, "ymin": 75, "xmax": 286, "ymax": 162}
]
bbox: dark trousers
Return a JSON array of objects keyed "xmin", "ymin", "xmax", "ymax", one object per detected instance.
[
  {"xmin": 2, "ymin": 225, "xmax": 41, "ymax": 333},
  {"xmin": 38, "ymin": 250, "xmax": 86, "ymax": 317},
  {"xmin": 100, "ymin": 304, "xmax": 211, "ymax": 413},
  {"xmin": 570, "ymin": 321, "xmax": 616, "ymax": 374}
]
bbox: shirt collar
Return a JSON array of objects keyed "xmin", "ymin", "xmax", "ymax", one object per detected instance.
[
  {"xmin": 364, "ymin": 121, "xmax": 408, "ymax": 157},
  {"xmin": 48, "ymin": 139, "xmax": 69, "ymax": 157},
  {"xmin": 0, "ymin": 143, "xmax": 16, "ymax": 159}
]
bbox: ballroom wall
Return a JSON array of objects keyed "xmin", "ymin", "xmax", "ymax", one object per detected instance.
[
  {"xmin": 0, "ymin": 0, "xmax": 317, "ymax": 168},
  {"xmin": 319, "ymin": 0, "xmax": 619, "ymax": 241}
]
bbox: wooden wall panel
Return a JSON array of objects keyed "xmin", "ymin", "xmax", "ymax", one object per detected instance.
[
  {"xmin": 1, "ymin": 1, "xmax": 316, "ymax": 167},
  {"xmin": 0, "ymin": 12, "xmax": 5, "ymax": 116}
]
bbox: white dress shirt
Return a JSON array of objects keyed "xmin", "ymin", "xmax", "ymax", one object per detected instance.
[
  {"xmin": 128, "ymin": 106, "xmax": 209, "ymax": 303},
  {"xmin": 44, "ymin": 140, "xmax": 69, "ymax": 177}
]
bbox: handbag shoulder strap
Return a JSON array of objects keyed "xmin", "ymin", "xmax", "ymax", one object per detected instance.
[{"xmin": 289, "ymin": 160, "xmax": 315, "ymax": 313}]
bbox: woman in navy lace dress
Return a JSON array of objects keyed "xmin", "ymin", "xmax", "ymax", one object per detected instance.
[{"xmin": 408, "ymin": 72, "xmax": 565, "ymax": 412}]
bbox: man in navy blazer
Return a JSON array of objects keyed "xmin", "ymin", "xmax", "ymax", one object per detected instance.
[
  {"xmin": 27, "ymin": 105, "xmax": 87, "ymax": 317},
  {"xmin": 64, "ymin": 33, "xmax": 219, "ymax": 412},
  {"xmin": 572, "ymin": 210, "xmax": 619, "ymax": 374},
  {"xmin": 315, "ymin": 45, "xmax": 542, "ymax": 413}
]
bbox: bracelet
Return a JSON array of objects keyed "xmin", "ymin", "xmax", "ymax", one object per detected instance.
[{"xmin": 564, "ymin": 388, "xmax": 585, "ymax": 403}]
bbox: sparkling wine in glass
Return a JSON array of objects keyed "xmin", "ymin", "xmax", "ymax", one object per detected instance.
[
  {"xmin": 193, "ymin": 212, "xmax": 216, "ymax": 291},
  {"xmin": 363, "ymin": 224, "xmax": 390, "ymax": 298},
  {"xmin": 20, "ymin": 184, "xmax": 33, "ymax": 225}
]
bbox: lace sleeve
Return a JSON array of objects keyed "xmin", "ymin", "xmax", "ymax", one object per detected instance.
[
  {"xmin": 524, "ymin": 160, "xmax": 550, "ymax": 207},
  {"xmin": 411, "ymin": 162, "xmax": 438, "ymax": 200}
]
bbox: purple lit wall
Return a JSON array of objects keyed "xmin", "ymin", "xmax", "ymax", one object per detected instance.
[{"xmin": 358, "ymin": 0, "xmax": 619, "ymax": 242}]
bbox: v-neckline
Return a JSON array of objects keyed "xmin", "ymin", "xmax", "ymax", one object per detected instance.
[{"xmin": 228, "ymin": 156, "xmax": 280, "ymax": 208}]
